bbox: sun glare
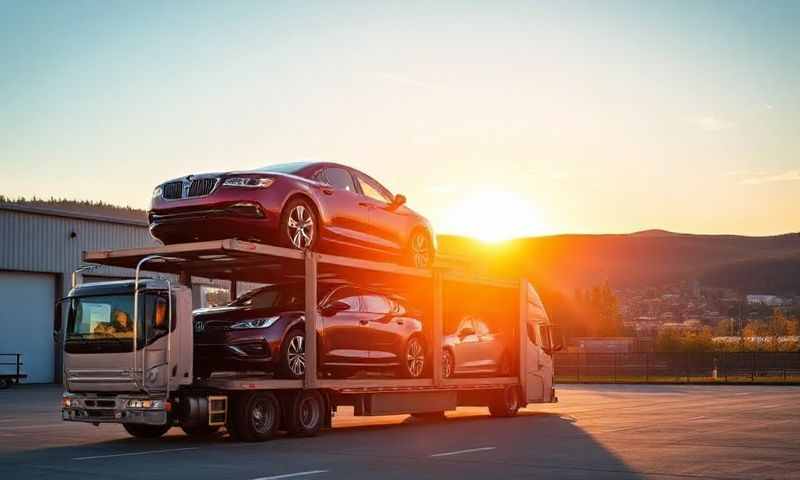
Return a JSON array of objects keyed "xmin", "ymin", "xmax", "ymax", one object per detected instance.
[{"xmin": 443, "ymin": 190, "xmax": 545, "ymax": 243}]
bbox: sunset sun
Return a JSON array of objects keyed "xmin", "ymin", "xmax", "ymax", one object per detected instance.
[{"xmin": 443, "ymin": 190, "xmax": 546, "ymax": 242}]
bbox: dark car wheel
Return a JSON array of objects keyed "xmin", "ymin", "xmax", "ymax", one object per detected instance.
[
  {"xmin": 400, "ymin": 335, "xmax": 426, "ymax": 378},
  {"xmin": 408, "ymin": 231, "xmax": 433, "ymax": 268},
  {"xmin": 278, "ymin": 328, "xmax": 305, "ymax": 379},
  {"xmin": 442, "ymin": 349, "xmax": 455, "ymax": 378},
  {"xmin": 281, "ymin": 198, "xmax": 318, "ymax": 250},
  {"xmin": 123, "ymin": 423, "xmax": 171, "ymax": 438}
]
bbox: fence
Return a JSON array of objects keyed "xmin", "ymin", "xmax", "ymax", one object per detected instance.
[
  {"xmin": 554, "ymin": 352, "xmax": 800, "ymax": 384},
  {"xmin": 0, "ymin": 353, "xmax": 25, "ymax": 388}
]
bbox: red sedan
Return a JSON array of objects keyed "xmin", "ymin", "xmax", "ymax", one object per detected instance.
[{"xmin": 148, "ymin": 162, "xmax": 435, "ymax": 268}]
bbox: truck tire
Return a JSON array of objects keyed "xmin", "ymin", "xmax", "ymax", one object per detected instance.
[
  {"xmin": 229, "ymin": 391, "xmax": 280, "ymax": 442},
  {"xmin": 488, "ymin": 386, "xmax": 521, "ymax": 418},
  {"xmin": 181, "ymin": 424, "xmax": 221, "ymax": 437},
  {"xmin": 123, "ymin": 423, "xmax": 172, "ymax": 438},
  {"xmin": 282, "ymin": 390, "xmax": 324, "ymax": 437}
]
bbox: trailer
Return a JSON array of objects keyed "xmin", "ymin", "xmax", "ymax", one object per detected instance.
[{"xmin": 59, "ymin": 238, "xmax": 560, "ymax": 441}]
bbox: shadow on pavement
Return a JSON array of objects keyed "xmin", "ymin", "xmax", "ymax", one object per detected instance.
[{"xmin": 1, "ymin": 407, "xmax": 644, "ymax": 479}]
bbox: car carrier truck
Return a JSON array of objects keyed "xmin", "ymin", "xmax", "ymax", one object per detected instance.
[{"xmin": 57, "ymin": 238, "xmax": 561, "ymax": 441}]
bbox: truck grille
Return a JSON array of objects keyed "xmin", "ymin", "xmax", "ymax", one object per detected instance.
[
  {"xmin": 163, "ymin": 182, "xmax": 183, "ymax": 199},
  {"xmin": 188, "ymin": 178, "xmax": 217, "ymax": 197}
]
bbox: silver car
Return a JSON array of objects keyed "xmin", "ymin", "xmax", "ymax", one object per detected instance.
[{"xmin": 442, "ymin": 315, "xmax": 511, "ymax": 378}]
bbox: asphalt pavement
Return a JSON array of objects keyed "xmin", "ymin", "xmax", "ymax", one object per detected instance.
[{"xmin": 0, "ymin": 383, "xmax": 798, "ymax": 479}]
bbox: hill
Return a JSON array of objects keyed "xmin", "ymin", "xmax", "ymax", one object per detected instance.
[{"xmin": 438, "ymin": 231, "xmax": 800, "ymax": 295}]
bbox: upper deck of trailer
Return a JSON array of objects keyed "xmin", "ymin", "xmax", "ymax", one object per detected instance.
[{"xmin": 82, "ymin": 238, "xmax": 518, "ymax": 289}]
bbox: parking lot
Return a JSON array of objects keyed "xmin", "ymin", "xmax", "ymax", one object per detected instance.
[{"xmin": 0, "ymin": 384, "xmax": 797, "ymax": 479}]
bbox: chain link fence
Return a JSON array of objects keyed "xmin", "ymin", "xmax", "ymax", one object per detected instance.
[{"xmin": 554, "ymin": 352, "xmax": 800, "ymax": 384}]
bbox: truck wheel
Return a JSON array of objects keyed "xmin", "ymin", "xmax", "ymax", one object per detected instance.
[
  {"xmin": 282, "ymin": 390, "xmax": 324, "ymax": 437},
  {"xmin": 488, "ymin": 386, "xmax": 521, "ymax": 418},
  {"xmin": 123, "ymin": 423, "xmax": 172, "ymax": 438},
  {"xmin": 181, "ymin": 424, "xmax": 221, "ymax": 437},
  {"xmin": 230, "ymin": 391, "xmax": 280, "ymax": 442},
  {"xmin": 0, "ymin": 378, "xmax": 9, "ymax": 390},
  {"xmin": 399, "ymin": 335, "xmax": 425, "ymax": 378}
]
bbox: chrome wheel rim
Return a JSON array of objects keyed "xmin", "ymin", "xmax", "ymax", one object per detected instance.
[
  {"xmin": 411, "ymin": 234, "xmax": 430, "ymax": 268},
  {"xmin": 287, "ymin": 205, "xmax": 314, "ymax": 249},
  {"xmin": 298, "ymin": 396, "xmax": 320, "ymax": 429},
  {"xmin": 251, "ymin": 399, "xmax": 275, "ymax": 434},
  {"xmin": 442, "ymin": 351, "xmax": 454, "ymax": 378},
  {"xmin": 406, "ymin": 338, "xmax": 425, "ymax": 377},
  {"xmin": 287, "ymin": 335, "xmax": 305, "ymax": 377}
]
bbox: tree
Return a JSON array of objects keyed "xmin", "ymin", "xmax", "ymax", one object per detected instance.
[
  {"xmin": 574, "ymin": 282, "xmax": 622, "ymax": 337},
  {"xmin": 714, "ymin": 318, "xmax": 736, "ymax": 337}
]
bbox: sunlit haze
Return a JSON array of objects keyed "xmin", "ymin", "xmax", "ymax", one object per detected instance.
[{"xmin": 2, "ymin": 1, "xmax": 799, "ymax": 238}]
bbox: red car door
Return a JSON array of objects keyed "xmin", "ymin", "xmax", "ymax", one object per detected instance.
[
  {"xmin": 319, "ymin": 167, "xmax": 376, "ymax": 249},
  {"xmin": 320, "ymin": 287, "xmax": 371, "ymax": 366},
  {"xmin": 353, "ymin": 172, "xmax": 405, "ymax": 253},
  {"xmin": 359, "ymin": 293, "xmax": 400, "ymax": 366}
]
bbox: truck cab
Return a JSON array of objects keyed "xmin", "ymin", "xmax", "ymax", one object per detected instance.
[{"xmin": 60, "ymin": 279, "xmax": 194, "ymax": 433}]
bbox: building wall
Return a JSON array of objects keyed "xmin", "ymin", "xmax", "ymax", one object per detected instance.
[
  {"xmin": 0, "ymin": 205, "xmax": 264, "ymax": 383},
  {"xmin": 0, "ymin": 206, "xmax": 157, "ymax": 295}
]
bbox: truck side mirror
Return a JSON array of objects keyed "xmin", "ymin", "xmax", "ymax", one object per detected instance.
[{"xmin": 550, "ymin": 326, "xmax": 564, "ymax": 352}]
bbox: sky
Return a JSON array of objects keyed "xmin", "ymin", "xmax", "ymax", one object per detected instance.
[{"xmin": 1, "ymin": 0, "xmax": 799, "ymax": 239}]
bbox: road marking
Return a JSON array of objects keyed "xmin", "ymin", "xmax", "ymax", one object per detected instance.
[
  {"xmin": 0, "ymin": 423, "xmax": 71, "ymax": 431},
  {"xmin": 251, "ymin": 470, "xmax": 329, "ymax": 480},
  {"xmin": 429, "ymin": 446, "xmax": 496, "ymax": 457},
  {"xmin": 688, "ymin": 416, "xmax": 707, "ymax": 421},
  {"xmin": 73, "ymin": 447, "xmax": 199, "ymax": 461}
]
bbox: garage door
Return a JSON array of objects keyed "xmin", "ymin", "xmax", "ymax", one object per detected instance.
[{"xmin": 0, "ymin": 272, "xmax": 55, "ymax": 383}]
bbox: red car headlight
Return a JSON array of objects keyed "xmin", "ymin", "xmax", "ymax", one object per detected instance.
[{"xmin": 223, "ymin": 177, "xmax": 274, "ymax": 188}]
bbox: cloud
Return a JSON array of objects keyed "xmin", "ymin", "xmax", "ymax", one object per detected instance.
[
  {"xmin": 691, "ymin": 115, "xmax": 736, "ymax": 132},
  {"xmin": 738, "ymin": 170, "xmax": 800, "ymax": 185}
]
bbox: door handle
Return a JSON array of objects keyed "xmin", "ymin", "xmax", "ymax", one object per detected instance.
[
  {"xmin": 395, "ymin": 319, "xmax": 404, "ymax": 325},
  {"xmin": 359, "ymin": 319, "xmax": 369, "ymax": 325},
  {"xmin": 358, "ymin": 202, "xmax": 373, "ymax": 208},
  {"xmin": 321, "ymin": 188, "xmax": 334, "ymax": 195}
]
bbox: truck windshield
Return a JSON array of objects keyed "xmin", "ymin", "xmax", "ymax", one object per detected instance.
[{"xmin": 65, "ymin": 293, "xmax": 170, "ymax": 354}]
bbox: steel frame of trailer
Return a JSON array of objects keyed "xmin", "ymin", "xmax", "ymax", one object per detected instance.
[{"xmin": 82, "ymin": 238, "xmax": 528, "ymax": 397}]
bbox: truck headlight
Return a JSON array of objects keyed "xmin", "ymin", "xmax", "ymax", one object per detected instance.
[
  {"xmin": 152, "ymin": 186, "xmax": 163, "ymax": 198},
  {"xmin": 230, "ymin": 316, "xmax": 280, "ymax": 330},
  {"xmin": 223, "ymin": 177, "xmax": 274, "ymax": 188},
  {"xmin": 127, "ymin": 399, "xmax": 165, "ymax": 410}
]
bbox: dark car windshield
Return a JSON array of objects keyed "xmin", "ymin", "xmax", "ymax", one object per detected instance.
[
  {"xmin": 229, "ymin": 283, "xmax": 338, "ymax": 309},
  {"xmin": 256, "ymin": 162, "xmax": 311, "ymax": 175}
]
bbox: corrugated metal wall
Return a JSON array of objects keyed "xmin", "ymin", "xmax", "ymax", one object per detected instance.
[
  {"xmin": 0, "ymin": 207, "xmax": 259, "ymax": 298},
  {"xmin": 0, "ymin": 208, "xmax": 157, "ymax": 296}
]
